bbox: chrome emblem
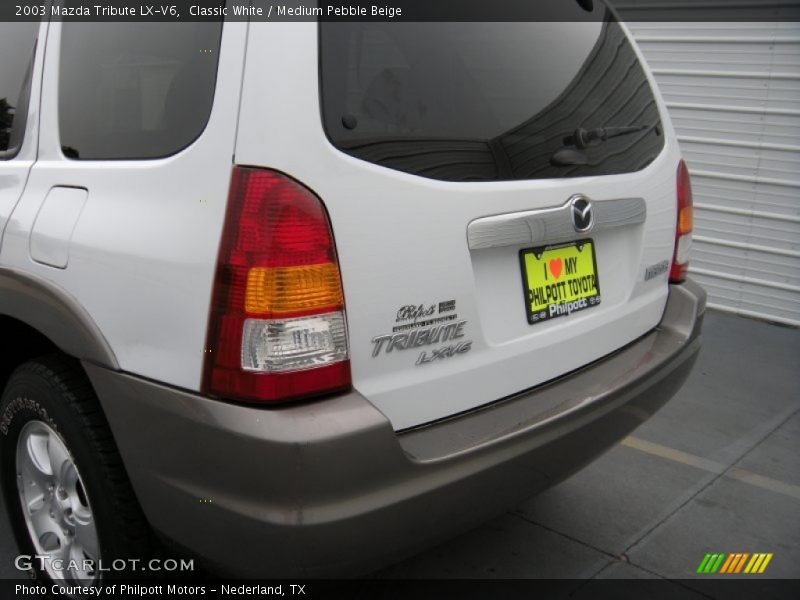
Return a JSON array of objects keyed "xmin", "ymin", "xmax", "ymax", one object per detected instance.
[{"xmin": 570, "ymin": 195, "xmax": 594, "ymax": 233}]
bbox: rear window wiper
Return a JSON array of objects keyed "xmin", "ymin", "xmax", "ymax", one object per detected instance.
[
  {"xmin": 550, "ymin": 124, "xmax": 651, "ymax": 166},
  {"xmin": 563, "ymin": 125, "xmax": 649, "ymax": 149}
]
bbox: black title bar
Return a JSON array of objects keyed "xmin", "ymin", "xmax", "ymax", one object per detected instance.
[{"xmin": 3, "ymin": 0, "xmax": 800, "ymax": 22}]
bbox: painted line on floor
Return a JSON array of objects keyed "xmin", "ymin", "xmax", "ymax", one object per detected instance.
[
  {"xmin": 726, "ymin": 468, "xmax": 800, "ymax": 502},
  {"xmin": 622, "ymin": 436, "xmax": 800, "ymax": 502}
]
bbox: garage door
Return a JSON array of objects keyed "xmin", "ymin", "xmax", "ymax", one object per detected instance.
[{"xmin": 621, "ymin": 17, "xmax": 800, "ymax": 326}]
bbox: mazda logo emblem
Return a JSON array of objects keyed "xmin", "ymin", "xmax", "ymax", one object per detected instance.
[{"xmin": 570, "ymin": 195, "xmax": 594, "ymax": 233}]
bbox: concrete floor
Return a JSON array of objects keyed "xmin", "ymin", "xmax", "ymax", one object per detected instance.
[
  {"xmin": 373, "ymin": 311, "xmax": 800, "ymax": 585},
  {"xmin": 1, "ymin": 310, "xmax": 798, "ymax": 587}
]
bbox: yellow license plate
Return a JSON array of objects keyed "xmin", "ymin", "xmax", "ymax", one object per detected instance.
[{"xmin": 519, "ymin": 240, "xmax": 601, "ymax": 324}]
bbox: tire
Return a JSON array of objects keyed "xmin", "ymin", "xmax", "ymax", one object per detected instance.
[{"xmin": 0, "ymin": 354, "xmax": 152, "ymax": 583}]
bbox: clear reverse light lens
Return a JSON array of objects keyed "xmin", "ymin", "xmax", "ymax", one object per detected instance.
[
  {"xmin": 241, "ymin": 312, "xmax": 348, "ymax": 373},
  {"xmin": 675, "ymin": 233, "xmax": 692, "ymax": 265}
]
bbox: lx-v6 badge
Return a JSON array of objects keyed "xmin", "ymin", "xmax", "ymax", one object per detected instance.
[{"xmin": 371, "ymin": 320, "xmax": 473, "ymax": 366}]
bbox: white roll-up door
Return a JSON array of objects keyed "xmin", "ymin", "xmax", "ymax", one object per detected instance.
[{"xmin": 620, "ymin": 16, "xmax": 800, "ymax": 326}]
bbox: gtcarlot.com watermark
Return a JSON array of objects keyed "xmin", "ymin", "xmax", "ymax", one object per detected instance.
[{"xmin": 15, "ymin": 554, "xmax": 195, "ymax": 575}]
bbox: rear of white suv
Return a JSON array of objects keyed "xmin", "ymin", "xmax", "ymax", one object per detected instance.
[{"xmin": 0, "ymin": 2, "xmax": 704, "ymax": 580}]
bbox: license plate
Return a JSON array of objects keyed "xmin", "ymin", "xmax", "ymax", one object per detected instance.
[{"xmin": 519, "ymin": 240, "xmax": 601, "ymax": 325}]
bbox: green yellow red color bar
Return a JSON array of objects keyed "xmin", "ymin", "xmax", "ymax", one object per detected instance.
[{"xmin": 696, "ymin": 552, "xmax": 773, "ymax": 574}]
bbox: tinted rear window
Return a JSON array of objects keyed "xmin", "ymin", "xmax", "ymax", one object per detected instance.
[
  {"xmin": 59, "ymin": 22, "xmax": 222, "ymax": 160},
  {"xmin": 320, "ymin": 10, "xmax": 665, "ymax": 181}
]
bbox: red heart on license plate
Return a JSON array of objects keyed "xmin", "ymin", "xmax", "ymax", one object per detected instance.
[{"xmin": 549, "ymin": 258, "xmax": 563, "ymax": 279}]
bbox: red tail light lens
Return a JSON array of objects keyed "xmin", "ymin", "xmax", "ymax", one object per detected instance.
[
  {"xmin": 202, "ymin": 167, "xmax": 351, "ymax": 403},
  {"xmin": 670, "ymin": 159, "xmax": 694, "ymax": 283}
]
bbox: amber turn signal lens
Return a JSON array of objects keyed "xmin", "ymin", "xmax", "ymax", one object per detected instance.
[
  {"xmin": 678, "ymin": 206, "xmax": 693, "ymax": 235},
  {"xmin": 245, "ymin": 263, "xmax": 344, "ymax": 315}
]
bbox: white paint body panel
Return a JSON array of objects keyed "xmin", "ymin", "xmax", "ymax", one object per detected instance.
[
  {"xmin": 1, "ymin": 19, "xmax": 684, "ymax": 431},
  {"xmin": 1, "ymin": 22, "xmax": 248, "ymax": 390},
  {"xmin": 235, "ymin": 23, "xmax": 681, "ymax": 430}
]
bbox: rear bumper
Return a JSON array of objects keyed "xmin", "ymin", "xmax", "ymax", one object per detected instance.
[{"xmin": 86, "ymin": 280, "xmax": 706, "ymax": 577}]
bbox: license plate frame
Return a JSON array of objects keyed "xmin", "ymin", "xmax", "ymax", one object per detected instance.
[{"xmin": 519, "ymin": 239, "xmax": 602, "ymax": 325}]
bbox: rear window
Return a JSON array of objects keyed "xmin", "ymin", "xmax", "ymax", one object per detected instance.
[
  {"xmin": 319, "ymin": 9, "xmax": 665, "ymax": 182},
  {"xmin": 59, "ymin": 21, "xmax": 222, "ymax": 160}
]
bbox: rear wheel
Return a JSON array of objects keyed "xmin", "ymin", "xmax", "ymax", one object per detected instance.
[
  {"xmin": 15, "ymin": 419, "xmax": 99, "ymax": 581},
  {"xmin": 0, "ymin": 355, "xmax": 152, "ymax": 582}
]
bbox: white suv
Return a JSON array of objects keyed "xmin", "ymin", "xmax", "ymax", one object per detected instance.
[{"xmin": 0, "ymin": 3, "xmax": 705, "ymax": 581}]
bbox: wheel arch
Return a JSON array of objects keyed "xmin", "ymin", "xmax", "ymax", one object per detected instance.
[{"xmin": 0, "ymin": 267, "xmax": 118, "ymax": 394}]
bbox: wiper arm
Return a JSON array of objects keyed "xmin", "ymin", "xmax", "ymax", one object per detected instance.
[{"xmin": 563, "ymin": 125, "xmax": 648, "ymax": 149}]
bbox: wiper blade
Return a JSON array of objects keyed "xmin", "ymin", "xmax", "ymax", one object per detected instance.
[
  {"xmin": 563, "ymin": 125, "xmax": 648, "ymax": 149},
  {"xmin": 550, "ymin": 124, "xmax": 652, "ymax": 167}
]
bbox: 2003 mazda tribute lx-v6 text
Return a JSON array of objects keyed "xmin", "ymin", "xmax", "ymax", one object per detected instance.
[{"xmin": 0, "ymin": 0, "xmax": 704, "ymax": 581}]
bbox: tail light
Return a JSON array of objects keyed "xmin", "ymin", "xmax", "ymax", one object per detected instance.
[
  {"xmin": 670, "ymin": 159, "xmax": 693, "ymax": 283},
  {"xmin": 202, "ymin": 167, "xmax": 351, "ymax": 403}
]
